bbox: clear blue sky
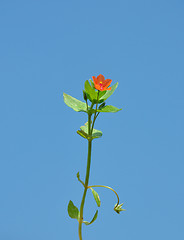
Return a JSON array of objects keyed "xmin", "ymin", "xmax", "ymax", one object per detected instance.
[{"xmin": 0, "ymin": 0, "xmax": 184, "ymax": 239}]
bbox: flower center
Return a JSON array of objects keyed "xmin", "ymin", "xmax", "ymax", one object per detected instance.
[{"xmin": 99, "ymin": 81, "xmax": 103, "ymax": 90}]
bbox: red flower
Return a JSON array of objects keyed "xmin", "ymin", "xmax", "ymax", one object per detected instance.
[{"xmin": 92, "ymin": 74, "xmax": 112, "ymax": 91}]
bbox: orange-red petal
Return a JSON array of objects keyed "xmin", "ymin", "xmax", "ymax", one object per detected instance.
[
  {"xmin": 97, "ymin": 74, "xmax": 105, "ymax": 84},
  {"xmin": 95, "ymin": 85, "xmax": 103, "ymax": 91},
  {"xmin": 92, "ymin": 74, "xmax": 112, "ymax": 91},
  {"xmin": 106, "ymin": 87, "xmax": 111, "ymax": 90},
  {"xmin": 102, "ymin": 79, "xmax": 112, "ymax": 88},
  {"xmin": 92, "ymin": 76, "xmax": 98, "ymax": 85}
]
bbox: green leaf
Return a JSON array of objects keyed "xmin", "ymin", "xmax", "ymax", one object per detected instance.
[
  {"xmin": 97, "ymin": 105, "xmax": 122, "ymax": 113},
  {"xmin": 79, "ymin": 122, "xmax": 102, "ymax": 139},
  {"xmin": 84, "ymin": 80, "xmax": 98, "ymax": 102},
  {"xmin": 67, "ymin": 200, "xmax": 80, "ymax": 220},
  {"xmin": 89, "ymin": 79, "xmax": 95, "ymax": 89},
  {"xmin": 77, "ymin": 130, "xmax": 89, "ymax": 139},
  {"xmin": 99, "ymin": 82, "xmax": 119, "ymax": 101},
  {"xmin": 91, "ymin": 129, "xmax": 103, "ymax": 139},
  {"xmin": 80, "ymin": 122, "xmax": 89, "ymax": 134},
  {"xmin": 91, "ymin": 188, "xmax": 101, "ymax": 207},
  {"xmin": 63, "ymin": 93, "xmax": 88, "ymax": 112},
  {"xmin": 98, "ymin": 90, "xmax": 107, "ymax": 100},
  {"xmin": 83, "ymin": 210, "xmax": 98, "ymax": 225}
]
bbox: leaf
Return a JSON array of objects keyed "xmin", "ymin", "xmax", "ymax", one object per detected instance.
[
  {"xmin": 83, "ymin": 210, "xmax": 98, "ymax": 225},
  {"xmin": 99, "ymin": 82, "xmax": 119, "ymax": 101},
  {"xmin": 89, "ymin": 79, "xmax": 95, "ymax": 89},
  {"xmin": 63, "ymin": 93, "xmax": 88, "ymax": 112},
  {"xmin": 80, "ymin": 122, "xmax": 90, "ymax": 134},
  {"xmin": 91, "ymin": 188, "xmax": 101, "ymax": 207},
  {"xmin": 67, "ymin": 200, "xmax": 80, "ymax": 220},
  {"xmin": 77, "ymin": 130, "xmax": 89, "ymax": 139},
  {"xmin": 91, "ymin": 129, "xmax": 103, "ymax": 139},
  {"xmin": 79, "ymin": 122, "xmax": 102, "ymax": 139},
  {"xmin": 98, "ymin": 90, "xmax": 107, "ymax": 100},
  {"xmin": 84, "ymin": 80, "xmax": 98, "ymax": 102},
  {"xmin": 97, "ymin": 105, "xmax": 122, "ymax": 113}
]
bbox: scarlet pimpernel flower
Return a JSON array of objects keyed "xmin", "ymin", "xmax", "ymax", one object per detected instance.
[{"xmin": 92, "ymin": 74, "xmax": 112, "ymax": 91}]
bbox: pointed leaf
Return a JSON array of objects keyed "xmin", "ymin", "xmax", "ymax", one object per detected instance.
[
  {"xmin": 97, "ymin": 105, "xmax": 122, "ymax": 113},
  {"xmin": 89, "ymin": 79, "xmax": 95, "ymax": 89},
  {"xmin": 83, "ymin": 210, "xmax": 98, "ymax": 225},
  {"xmin": 67, "ymin": 200, "xmax": 79, "ymax": 220},
  {"xmin": 84, "ymin": 80, "xmax": 98, "ymax": 102},
  {"xmin": 63, "ymin": 93, "xmax": 88, "ymax": 112},
  {"xmin": 91, "ymin": 188, "xmax": 101, "ymax": 207},
  {"xmin": 99, "ymin": 82, "xmax": 119, "ymax": 101}
]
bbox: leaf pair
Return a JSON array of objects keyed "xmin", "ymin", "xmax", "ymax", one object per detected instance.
[
  {"xmin": 63, "ymin": 93, "xmax": 122, "ymax": 113},
  {"xmin": 77, "ymin": 122, "xmax": 102, "ymax": 140}
]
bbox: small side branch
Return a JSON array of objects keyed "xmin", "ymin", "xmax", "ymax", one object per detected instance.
[{"xmin": 77, "ymin": 172, "xmax": 85, "ymax": 188}]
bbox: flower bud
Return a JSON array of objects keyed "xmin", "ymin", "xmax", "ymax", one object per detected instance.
[
  {"xmin": 98, "ymin": 102, "xmax": 105, "ymax": 110},
  {"xmin": 83, "ymin": 90, "xmax": 88, "ymax": 101}
]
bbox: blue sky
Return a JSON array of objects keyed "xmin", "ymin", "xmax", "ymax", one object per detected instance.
[{"xmin": 0, "ymin": 0, "xmax": 184, "ymax": 239}]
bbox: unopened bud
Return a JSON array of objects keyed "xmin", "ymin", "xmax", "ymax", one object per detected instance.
[
  {"xmin": 98, "ymin": 102, "xmax": 105, "ymax": 110},
  {"xmin": 83, "ymin": 90, "xmax": 87, "ymax": 101}
]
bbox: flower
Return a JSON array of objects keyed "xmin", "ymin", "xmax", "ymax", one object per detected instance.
[{"xmin": 92, "ymin": 74, "xmax": 112, "ymax": 91}]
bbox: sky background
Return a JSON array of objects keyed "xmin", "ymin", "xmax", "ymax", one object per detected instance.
[{"xmin": 0, "ymin": 0, "xmax": 184, "ymax": 239}]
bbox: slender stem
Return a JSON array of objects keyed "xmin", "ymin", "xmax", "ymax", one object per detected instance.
[
  {"xmin": 78, "ymin": 114, "xmax": 92, "ymax": 240},
  {"xmin": 88, "ymin": 185, "xmax": 120, "ymax": 206},
  {"xmin": 78, "ymin": 92, "xmax": 100, "ymax": 239},
  {"xmin": 91, "ymin": 91, "xmax": 100, "ymax": 134}
]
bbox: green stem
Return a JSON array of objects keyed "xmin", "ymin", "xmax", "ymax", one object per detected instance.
[
  {"xmin": 78, "ymin": 114, "xmax": 92, "ymax": 240},
  {"xmin": 91, "ymin": 91, "xmax": 100, "ymax": 134},
  {"xmin": 78, "ymin": 92, "xmax": 100, "ymax": 239}
]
